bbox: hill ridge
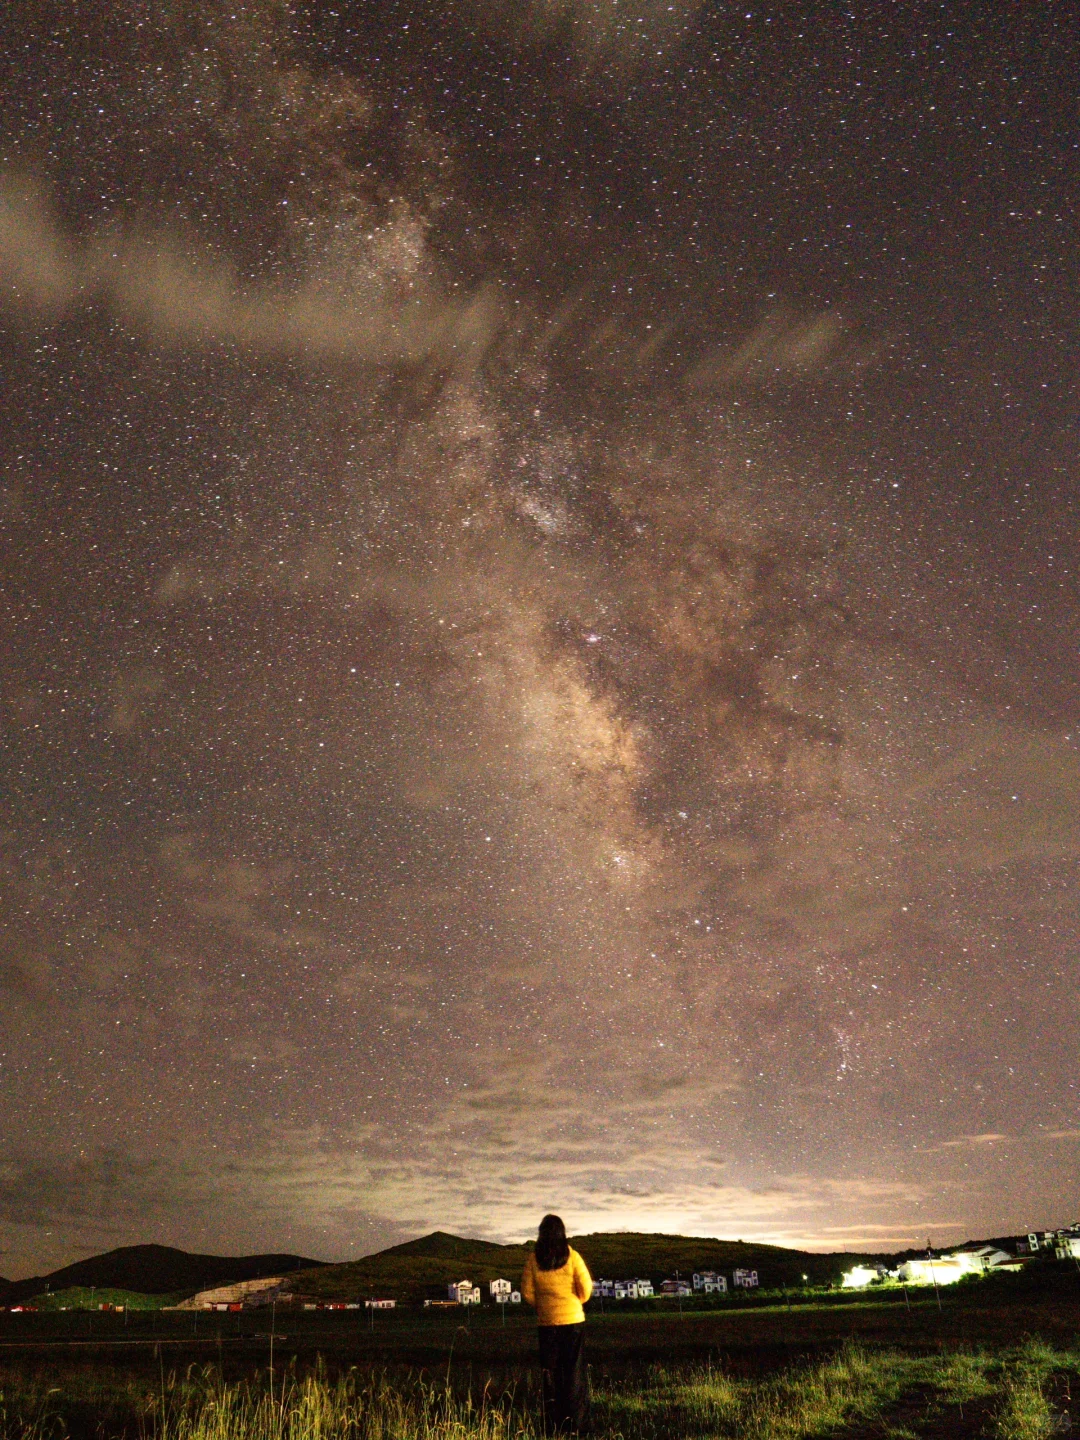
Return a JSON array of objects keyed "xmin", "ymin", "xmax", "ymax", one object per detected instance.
[
  {"xmin": 280, "ymin": 1229, "xmax": 894, "ymax": 1304},
  {"xmin": 14, "ymin": 1228, "xmax": 1019, "ymax": 1307},
  {"xmin": 377, "ymin": 1230, "xmax": 510, "ymax": 1260},
  {"xmin": 0, "ymin": 1243, "xmax": 325, "ymax": 1306}
]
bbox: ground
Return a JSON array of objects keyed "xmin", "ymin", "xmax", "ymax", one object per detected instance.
[{"xmin": 1, "ymin": 1283, "xmax": 1077, "ymax": 1438}]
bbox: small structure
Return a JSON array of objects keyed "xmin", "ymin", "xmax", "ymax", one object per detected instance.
[
  {"xmin": 694, "ymin": 1270, "xmax": 728, "ymax": 1294},
  {"xmin": 635, "ymin": 1278, "xmax": 655, "ymax": 1298},
  {"xmin": 896, "ymin": 1248, "xmax": 1019, "ymax": 1286},
  {"xmin": 448, "ymin": 1280, "xmax": 481, "ymax": 1305},
  {"xmin": 490, "ymin": 1278, "xmax": 512, "ymax": 1301},
  {"xmin": 364, "ymin": 1299, "xmax": 396, "ymax": 1309},
  {"xmin": 732, "ymin": 1268, "xmax": 759, "ymax": 1289},
  {"xmin": 510, "ymin": 1291, "xmax": 522, "ymax": 1303},
  {"xmin": 593, "ymin": 1279, "xmax": 615, "ymax": 1298},
  {"xmin": 659, "ymin": 1279, "xmax": 690, "ymax": 1297}
]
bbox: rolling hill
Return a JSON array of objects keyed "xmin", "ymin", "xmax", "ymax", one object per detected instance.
[
  {"xmin": 282, "ymin": 1230, "xmax": 888, "ymax": 1303},
  {"xmin": 0, "ymin": 1243, "xmax": 326, "ymax": 1308}
]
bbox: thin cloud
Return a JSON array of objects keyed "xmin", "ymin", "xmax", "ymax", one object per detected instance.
[
  {"xmin": 0, "ymin": 178, "xmax": 500, "ymax": 367},
  {"xmin": 921, "ymin": 1133, "xmax": 1011, "ymax": 1153}
]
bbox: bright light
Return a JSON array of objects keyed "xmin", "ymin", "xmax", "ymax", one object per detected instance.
[{"xmin": 841, "ymin": 1265, "xmax": 880, "ymax": 1289}]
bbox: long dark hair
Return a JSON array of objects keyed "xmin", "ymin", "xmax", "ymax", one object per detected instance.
[{"xmin": 535, "ymin": 1213, "xmax": 571, "ymax": 1270}]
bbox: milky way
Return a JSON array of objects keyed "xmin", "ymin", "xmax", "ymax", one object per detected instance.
[{"xmin": 2, "ymin": 1, "xmax": 1078, "ymax": 1277}]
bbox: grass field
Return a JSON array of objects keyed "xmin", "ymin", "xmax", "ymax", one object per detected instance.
[{"xmin": 1, "ymin": 1283, "xmax": 1077, "ymax": 1438}]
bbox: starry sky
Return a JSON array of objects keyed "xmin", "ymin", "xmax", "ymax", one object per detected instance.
[{"xmin": 2, "ymin": 0, "xmax": 1079, "ymax": 1279}]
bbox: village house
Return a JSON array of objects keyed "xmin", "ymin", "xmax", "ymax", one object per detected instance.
[
  {"xmin": 693, "ymin": 1271, "xmax": 728, "ymax": 1294},
  {"xmin": 448, "ymin": 1280, "xmax": 481, "ymax": 1304},
  {"xmin": 364, "ymin": 1299, "xmax": 396, "ymax": 1309},
  {"xmin": 732, "ymin": 1268, "xmax": 759, "ymax": 1288},
  {"xmin": 896, "ymin": 1248, "xmax": 1019, "ymax": 1286},
  {"xmin": 489, "ymin": 1278, "xmax": 512, "ymax": 1300},
  {"xmin": 843, "ymin": 1245, "xmax": 1023, "ymax": 1289},
  {"xmin": 587, "ymin": 1277, "xmax": 655, "ymax": 1299},
  {"xmin": 660, "ymin": 1279, "xmax": 691, "ymax": 1297}
]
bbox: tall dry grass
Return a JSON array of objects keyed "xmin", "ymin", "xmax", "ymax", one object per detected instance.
[{"xmin": 2, "ymin": 1339, "xmax": 1078, "ymax": 1439}]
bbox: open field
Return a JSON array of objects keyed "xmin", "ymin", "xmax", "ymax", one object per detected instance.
[
  {"xmin": 2, "ymin": 1276, "xmax": 1079, "ymax": 1439},
  {"xmin": 1, "ymin": 1339, "xmax": 1077, "ymax": 1440}
]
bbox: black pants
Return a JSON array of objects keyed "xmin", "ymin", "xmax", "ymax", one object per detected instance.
[{"xmin": 538, "ymin": 1322, "xmax": 589, "ymax": 1433}]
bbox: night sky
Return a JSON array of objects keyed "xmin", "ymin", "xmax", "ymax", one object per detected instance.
[{"xmin": 2, "ymin": 1, "xmax": 1078, "ymax": 1278}]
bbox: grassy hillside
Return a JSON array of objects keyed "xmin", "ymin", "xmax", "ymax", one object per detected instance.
[
  {"xmin": 285, "ymin": 1231, "xmax": 887, "ymax": 1304},
  {"xmin": 285, "ymin": 1234, "xmax": 534, "ymax": 1304},
  {"xmin": 573, "ymin": 1233, "xmax": 883, "ymax": 1288},
  {"xmin": 2, "ymin": 1231, "xmax": 908, "ymax": 1311},
  {"xmin": 0, "ymin": 1244, "xmax": 326, "ymax": 1307},
  {"xmin": 29, "ymin": 1286, "xmax": 185, "ymax": 1311}
]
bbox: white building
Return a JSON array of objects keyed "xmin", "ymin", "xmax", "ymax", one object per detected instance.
[
  {"xmin": 490, "ymin": 1278, "xmax": 512, "ymax": 1301},
  {"xmin": 1055, "ymin": 1237, "xmax": 1080, "ymax": 1260},
  {"xmin": 896, "ymin": 1247, "xmax": 1019, "ymax": 1287},
  {"xmin": 613, "ymin": 1282, "xmax": 628, "ymax": 1300},
  {"xmin": 364, "ymin": 1299, "xmax": 396, "ymax": 1309},
  {"xmin": 635, "ymin": 1278, "xmax": 655, "ymax": 1297},
  {"xmin": 448, "ymin": 1279, "xmax": 481, "ymax": 1304},
  {"xmin": 693, "ymin": 1271, "xmax": 728, "ymax": 1295},
  {"xmin": 510, "ymin": 1291, "xmax": 522, "ymax": 1303},
  {"xmin": 732, "ymin": 1268, "xmax": 759, "ymax": 1289},
  {"xmin": 593, "ymin": 1279, "xmax": 615, "ymax": 1298}
]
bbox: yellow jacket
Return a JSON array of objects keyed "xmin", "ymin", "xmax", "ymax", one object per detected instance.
[{"xmin": 520, "ymin": 1247, "xmax": 593, "ymax": 1326}]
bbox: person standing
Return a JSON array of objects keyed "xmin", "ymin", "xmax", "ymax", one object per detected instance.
[{"xmin": 520, "ymin": 1214, "xmax": 593, "ymax": 1433}]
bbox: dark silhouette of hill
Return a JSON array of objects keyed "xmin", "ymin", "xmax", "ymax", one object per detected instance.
[
  {"xmin": 1, "ymin": 1243, "xmax": 325, "ymax": 1306},
  {"xmin": 284, "ymin": 1230, "xmax": 889, "ymax": 1304},
  {"xmin": 377, "ymin": 1231, "xmax": 509, "ymax": 1260}
]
